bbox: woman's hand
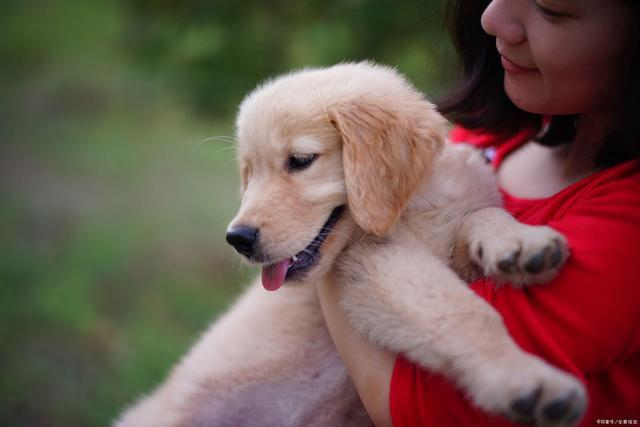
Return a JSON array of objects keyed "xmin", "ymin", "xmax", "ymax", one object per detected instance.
[{"xmin": 315, "ymin": 274, "xmax": 395, "ymax": 427}]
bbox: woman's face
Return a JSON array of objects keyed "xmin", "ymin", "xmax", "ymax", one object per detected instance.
[{"xmin": 481, "ymin": 0, "xmax": 635, "ymax": 117}]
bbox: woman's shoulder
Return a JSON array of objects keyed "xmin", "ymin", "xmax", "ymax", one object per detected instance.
[
  {"xmin": 578, "ymin": 157, "xmax": 640, "ymax": 197},
  {"xmin": 503, "ymin": 157, "xmax": 640, "ymax": 223}
]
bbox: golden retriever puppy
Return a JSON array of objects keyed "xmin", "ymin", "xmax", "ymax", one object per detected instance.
[{"xmin": 116, "ymin": 62, "xmax": 586, "ymax": 427}]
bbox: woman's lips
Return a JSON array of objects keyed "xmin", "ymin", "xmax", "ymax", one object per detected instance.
[{"xmin": 500, "ymin": 56, "xmax": 538, "ymax": 74}]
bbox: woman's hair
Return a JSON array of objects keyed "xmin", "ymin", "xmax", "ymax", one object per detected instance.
[{"xmin": 437, "ymin": 0, "xmax": 640, "ymax": 167}]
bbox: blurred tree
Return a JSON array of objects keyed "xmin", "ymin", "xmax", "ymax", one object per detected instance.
[{"xmin": 121, "ymin": 0, "xmax": 455, "ymax": 115}]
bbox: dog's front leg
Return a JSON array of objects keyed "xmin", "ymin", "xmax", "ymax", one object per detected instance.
[
  {"xmin": 452, "ymin": 207, "xmax": 569, "ymax": 286},
  {"xmin": 333, "ymin": 231, "xmax": 585, "ymax": 426}
]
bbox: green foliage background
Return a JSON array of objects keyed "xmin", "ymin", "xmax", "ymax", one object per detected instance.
[{"xmin": 0, "ymin": 1, "xmax": 455, "ymax": 425}]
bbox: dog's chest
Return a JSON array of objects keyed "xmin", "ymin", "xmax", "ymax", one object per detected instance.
[{"xmin": 402, "ymin": 143, "xmax": 502, "ymax": 256}]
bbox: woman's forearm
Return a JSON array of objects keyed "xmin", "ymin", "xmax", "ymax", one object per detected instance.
[{"xmin": 315, "ymin": 275, "xmax": 395, "ymax": 427}]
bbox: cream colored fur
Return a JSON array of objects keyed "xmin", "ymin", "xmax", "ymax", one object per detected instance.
[{"xmin": 116, "ymin": 62, "xmax": 586, "ymax": 427}]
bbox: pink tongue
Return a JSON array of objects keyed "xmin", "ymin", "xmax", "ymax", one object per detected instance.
[{"xmin": 261, "ymin": 260, "xmax": 289, "ymax": 291}]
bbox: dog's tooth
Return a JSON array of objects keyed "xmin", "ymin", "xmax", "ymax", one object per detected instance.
[{"xmin": 292, "ymin": 255, "xmax": 298, "ymax": 262}]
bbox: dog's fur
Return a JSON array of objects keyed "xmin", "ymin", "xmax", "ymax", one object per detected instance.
[{"xmin": 116, "ymin": 62, "xmax": 587, "ymax": 427}]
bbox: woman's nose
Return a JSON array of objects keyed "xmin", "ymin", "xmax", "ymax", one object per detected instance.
[{"xmin": 481, "ymin": 0, "xmax": 526, "ymax": 45}]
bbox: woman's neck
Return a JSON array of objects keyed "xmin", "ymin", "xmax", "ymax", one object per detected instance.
[
  {"xmin": 498, "ymin": 114, "xmax": 610, "ymax": 199},
  {"xmin": 563, "ymin": 113, "xmax": 611, "ymax": 176}
]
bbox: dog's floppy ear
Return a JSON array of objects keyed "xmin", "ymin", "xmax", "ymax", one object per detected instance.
[{"xmin": 328, "ymin": 95, "xmax": 445, "ymax": 236}]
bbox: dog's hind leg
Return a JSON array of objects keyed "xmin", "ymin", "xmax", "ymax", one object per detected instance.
[{"xmin": 115, "ymin": 279, "xmax": 365, "ymax": 427}]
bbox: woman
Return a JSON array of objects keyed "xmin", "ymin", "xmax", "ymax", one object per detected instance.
[{"xmin": 316, "ymin": 0, "xmax": 640, "ymax": 425}]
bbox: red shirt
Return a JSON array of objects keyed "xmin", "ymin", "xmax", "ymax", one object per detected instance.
[{"xmin": 390, "ymin": 128, "xmax": 640, "ymax": 426}]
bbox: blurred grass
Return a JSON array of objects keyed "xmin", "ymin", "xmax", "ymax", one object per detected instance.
[
  {"xmin": 0, "ymin": 83, "xmax": 253, "ymax": 424},
  {"xmin": 0, "ymin": 0, "xmax": 453, "ymax": 425},
  {"xmin": 0, "ymin": 2, "xmax": 252, "ymax": 425}
]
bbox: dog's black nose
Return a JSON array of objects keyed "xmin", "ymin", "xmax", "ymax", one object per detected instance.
[{"xmin": 226, "ymin": 225, "xmax": 259, "ymax": 257}]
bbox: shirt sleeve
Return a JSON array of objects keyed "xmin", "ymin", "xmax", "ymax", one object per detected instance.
[{"xmin": 389, "ymin": 163, "xmax": 640, "ymax": 426}]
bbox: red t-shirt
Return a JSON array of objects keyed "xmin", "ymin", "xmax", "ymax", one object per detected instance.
[{"xmin": 389, "ymin": 128, "xmax": 640, "ymax": 426}]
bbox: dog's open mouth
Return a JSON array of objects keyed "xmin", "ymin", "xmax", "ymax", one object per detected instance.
[{"xmin": 261, "ymin": 205, "xmax": 344, "ymax": 291}]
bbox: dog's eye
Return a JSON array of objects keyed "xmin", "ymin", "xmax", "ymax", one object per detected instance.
[{"xmin": 287, "ymin": 153, "xmax": 317, "ymax": 172}]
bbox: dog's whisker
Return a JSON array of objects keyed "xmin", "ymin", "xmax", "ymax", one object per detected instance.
[
  {"xmin": 190, "ymin": 140, "xmax": 208, "ymax": 153},
  {"xmin": 185, "ymin": 136, "xmax": 237, "ymax": 154},
  {"xmin": 185, "ymin": 135, "xmax": 237, "ymax": 145},
  {"xmin": 210, "ymin": 145, "xmax": 238, "ymax": 157},
  {"xmin": 231, "ymin": 256, "xmax": 261, "ymax": 280},
  {"xmin": 295, "ymin": 248, "xmax": 317, "ymax": 258},
  {"xmin": 223, "ymin": 156, "xmax": 239, "ymax": 167},
  {"xmin": 232, "ymin": 256, "xmax": 245, "ymax": 272},
  {"xmin": 190, "ymin": 142, "xmax": 238, "ymax": 158}
]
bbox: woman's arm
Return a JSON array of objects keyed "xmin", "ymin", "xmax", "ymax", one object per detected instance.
[{"xmin": 315, "ymin": 275, "xmax": 395, "ymax": 427}]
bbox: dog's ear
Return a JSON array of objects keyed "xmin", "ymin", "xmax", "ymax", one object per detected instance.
[{"xmin": 328, "ymin": 95, "xmax": 445, "ymax": 236}]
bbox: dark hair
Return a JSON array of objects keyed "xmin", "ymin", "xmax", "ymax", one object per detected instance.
[{"xmin": 437, "ymin": 0, "xmax": 640, "ymax": 168}]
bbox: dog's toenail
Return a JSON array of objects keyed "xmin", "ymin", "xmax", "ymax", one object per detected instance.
[
  {"xmin": 525, "ymin": 252, "xmax": 546, "ymax": 273},
  {"xmin": 543, "ymin": 397, "xmax": 571, "ymax": 422},
  {"xmin": 511, "ymin": 387, "xmax": 541, "ymax": 417}
]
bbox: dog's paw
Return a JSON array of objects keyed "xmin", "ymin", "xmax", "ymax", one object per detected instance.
[
  {"xmin": 471, "ymin": 355, "xmax": 587, "ymax": 427},
  {"xmin": 504, "ymin": 366, "xmax": 587, "ymax": 427},
  {"xmin": 469, "ymin": 224, "xmax": 569, "ymax": 286}
]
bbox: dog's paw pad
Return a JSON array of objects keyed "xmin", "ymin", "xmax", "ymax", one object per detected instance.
[
  {"xmin": 468, "ymin": 353, "xmax": 586, "ymax": 426},
  {"xmin": 543, "ymin": 395, "xmax": 574, "ymax": 422},
  {"xmin": 497, "ymin": 250, "xmax": 521, "ymax": 274},
  {"xmin": 508, "ymin": 390, "xmax": 585, "ymax": 426},
  {"xmin": 523, "ymin": 240, "xmax": 564, "ymax": 274},
  {"xmin": 504, "ymin": 373, "xmax": 586, "ymax": 427},
  {"xmin": 510, "ymin": 387, "xmax": 541, "ymax": 419}
]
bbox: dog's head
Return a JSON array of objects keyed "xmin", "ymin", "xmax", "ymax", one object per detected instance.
[{"xmin": 226, "ymin": 62, "xmax": 446, "ymax": 291}]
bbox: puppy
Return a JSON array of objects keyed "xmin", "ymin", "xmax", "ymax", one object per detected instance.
[{"xmin": 116, "ymin": 62, "xmax": 586, "ymax": 427}]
